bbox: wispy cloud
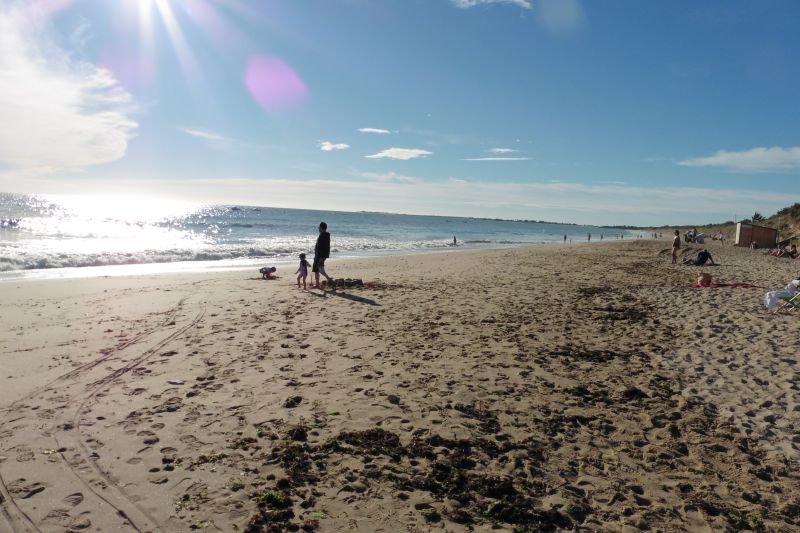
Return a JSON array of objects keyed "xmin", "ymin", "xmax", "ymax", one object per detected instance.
[
  {"xmin": 462, "ymin": 157, "xmax": 531, "ymax": 161},
  {"xmin": 403, "ymin": 127, "xmax": 480, "ymax": 147},
  {"xmin": 537, "ymin": 0, "xmax": 586, "ymax": 34},
  {"xmin": 356, "ymin": 171, "xmax": 421, "ymax": 184},
  {"xmin": 319, "ymin": 141, "xmax": 350, "ymax": 152},
  {"xmin": 490, "ymin": 148, "xmax": 519, "ymax": 154},
  {"xmin": 0, "ymin": 5, "xmax": 137, "ymax": 176},
  {"xmin": 365, "ymin": 148, "xmax": 432, "ymax": 160},
  {"xmin": 183, "ymin": 128, "xmax": 229, "ymax": 142},
  {"xmin": 69, "ymin": 16, "xmax": 93, "ymax": 53},
  {"xmin": 358, "ymin": 127, "xmax": 391, "ymax": 134},
  {"xmin": 451, "ymin": 0, "xmax": 532, "ymax": 9},
  {"xmin": 678, "ymin": 146, "xmax": 800, "ymax": 172}
]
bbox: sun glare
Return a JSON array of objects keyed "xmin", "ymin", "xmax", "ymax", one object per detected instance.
[{"xmin": 128, "ymin": 0, "xmax": 200, "ymax": 82}]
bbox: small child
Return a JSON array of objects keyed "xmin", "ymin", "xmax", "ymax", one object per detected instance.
[
  {"xmin": 296, "ymin": 253, "xmax": 311, "ymax": 289},
  {"xmin": 259, "ymin": 266, "xmax": 276, "ymax": 279}
]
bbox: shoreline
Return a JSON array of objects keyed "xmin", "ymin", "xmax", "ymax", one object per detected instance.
[
  {"xmin": 2, "ymin": 241, "xmax": 798, "ymax": 532},
  {"xmin": 0, "ymin": 238, "xmax": 623, "ymax": 283}
]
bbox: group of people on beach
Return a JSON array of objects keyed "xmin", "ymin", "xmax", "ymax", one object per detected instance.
[
  {"xmin": 297, "ymin": 222, "xmax": 334, "ymax": 290},
  {"xmin": 263, "ymin": 222, "xmax": 334, "ymax": 290},
  {"xmin": 671, "ymin": 229, "xmax": 716, "ymax": 266},
  {"xmin": 766, "ymin": 244, "xmax": 798, "ymax": 259}
]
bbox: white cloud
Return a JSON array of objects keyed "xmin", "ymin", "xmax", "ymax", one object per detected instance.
[
  {"xmin": 462, "ymin": 157, "xmax": 531, "ymax": 161},
  {"xmin": 0, "ymin": 5, "xmax": 137, "ymax": 176},
  {"xmin": 451, "ymin": 0, "xmax": 532, "ymax": 9},
  {"xmin": 365, "ymin": 148, "xmax": 432, "ymax": 160},
  {"xmin": 319, "ymin": 141, "xmax": 350, "ymax": 152},
  {"xmin": 490, "ymin": 148, "xmax": 519, "ymax": 154},
  {"xmin": 358, "ymin": 127, "xmax": 391, "ymax": 134},
  {"xmin": 678, "ymin": 146, "xmax": 800, "ymax": 172},
  {"xmin": 183, "ymin": 128, "xmax": 228, "ymax": 142}
]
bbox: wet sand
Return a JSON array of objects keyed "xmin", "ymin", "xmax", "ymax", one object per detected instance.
[{"xmin": 1, "ymin": 241, "xmax": 799, "ymax": 532}]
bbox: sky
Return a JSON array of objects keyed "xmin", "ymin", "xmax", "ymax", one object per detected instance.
[{"xmin": 1, "ymin": 0, "xmax": 799, "ymax": 225}]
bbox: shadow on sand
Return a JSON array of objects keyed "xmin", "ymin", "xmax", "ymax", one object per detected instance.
[{"xmin": 308, "ymin": 289, "xmax": 380, "ymax": 306}]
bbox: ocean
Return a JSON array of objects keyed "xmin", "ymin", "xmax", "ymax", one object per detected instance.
[{"xmin": 0, "ymin": 192, "xmax": 632, "ymax": 279}]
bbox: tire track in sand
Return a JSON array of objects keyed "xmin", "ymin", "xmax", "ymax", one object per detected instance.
[{"xmin": 0, "ymin": 297, "xmax": 204, "ymax": 533}]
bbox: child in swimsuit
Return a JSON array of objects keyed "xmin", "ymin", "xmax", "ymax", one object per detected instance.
[{"xmin": 296, "ymin": 253, "xmax": 311, "ymax": 289}]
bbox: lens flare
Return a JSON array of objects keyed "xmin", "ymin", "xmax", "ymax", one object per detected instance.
[{"xmin": 244, "ymin": 56, "xmax": 308, "ymax": 113}]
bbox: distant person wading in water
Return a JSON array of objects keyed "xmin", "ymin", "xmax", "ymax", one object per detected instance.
[{"xmin": 312, "ymin": 222, "xmax": 334, "ymax": 289}]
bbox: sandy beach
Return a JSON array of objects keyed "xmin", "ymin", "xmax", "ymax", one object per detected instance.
[{"xmin": 1, "ymin": 241, "xmax": 799, "ymax": 532}]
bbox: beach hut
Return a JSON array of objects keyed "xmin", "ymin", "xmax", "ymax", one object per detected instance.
[{"xmin": 734, "ymin": 222, "xmax": 777, "ymax": 248}]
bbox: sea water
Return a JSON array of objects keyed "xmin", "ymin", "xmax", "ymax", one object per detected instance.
[{"xmin": 0, "ymin": 192, "xmax": 631, "ymax": 279}]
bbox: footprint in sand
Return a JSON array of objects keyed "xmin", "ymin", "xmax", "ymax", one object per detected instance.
[
  {"xmin": 179, "ymin": 434, "xmax": 203, "ymax": 448},
  {"xmin": 68, "ymin": 513, "xmax": 92, "ymax": 530},
  {"xmin": 8, "ymin": 479, "xmax": 46, "ymax": 498},
  {"xmin": 15, "ymin": 447, "xmax": 35, "ymax": 462},
  {"xmin": 42, "ymin": 508, "xmax": 72, "ymax": 527},
  {"xmin": 63, "ymin": 492, "xmax": 84, "ymax": 506}
]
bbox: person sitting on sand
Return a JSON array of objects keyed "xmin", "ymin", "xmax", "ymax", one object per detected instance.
[
  {"xmin": 777, "ymin": 245, "xmax": 798, "ymax": 259},
  {"xmin": 259, "ymin": 266, "xmax": 277, "ymax": 279},
  {"xmin": 683, "ymin": 249, "xmax": 716, "ymax": 266},
  {"xmin": 296, "ymin": 253, "xmax": 311, "ymax": 289},
  {"xmin": 671, "ymin": 230, "xmax": 680, "ymax": 264}
]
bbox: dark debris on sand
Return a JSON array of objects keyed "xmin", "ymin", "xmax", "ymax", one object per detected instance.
[{"xmin": 241, "ymin": 421, "xmax": 581, "ymax": 532}]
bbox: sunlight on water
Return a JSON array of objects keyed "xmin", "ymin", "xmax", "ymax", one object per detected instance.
[
  {"xmin": 0, "ymin": 193, "xmax": 211, "ymax": 271},
  {"xmin": 0, "ymin": 192, "xmax": 633, "ymax": 277},
  {"xmin": 50, "ymin": 193, "xmax": 201, "ymax": 224},
  {"xmin": 32, "ymin": 193, "xmax": 206, "ymax": 253}
]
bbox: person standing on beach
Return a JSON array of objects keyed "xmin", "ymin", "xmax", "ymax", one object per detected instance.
[
  {"xmin": 588, "ymin": 233, "xmax": 591, "ymax": 242},
  {"xmin": 453, "ymin": 235, "xmax": 457, "ymax": 246},
  {"xmin": 296, "ymin": 253, "xmax": 311, "ymax": 289},
  {"xmin": 671, "ymin": 230, "xmax": 680, "ymax": 264},
  {"xmin": 313, "ymin": 222, "xmax": 334, "ymax": 289},
  {"xmin": 563, "ymin": 234, "xmax": 567, "ymax": 243}
]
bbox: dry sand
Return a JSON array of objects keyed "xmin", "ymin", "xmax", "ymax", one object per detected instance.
[{"xmin": 1, "ymin": 241, "xmax": 799, "ymax": 533}]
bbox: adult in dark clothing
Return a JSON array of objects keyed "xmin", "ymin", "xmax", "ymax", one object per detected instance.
[
  {"xmin": 683, "ymin": 249, "xmax": 716, "ymax": 266},
  {"xmin": 312, "ymin": 221, "xmax": 334, "ymax": 289}
]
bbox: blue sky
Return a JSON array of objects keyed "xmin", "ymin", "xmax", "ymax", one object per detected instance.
[{"xmin": 1, "ymin": 0, "xmax": 799, "ymax": 225}]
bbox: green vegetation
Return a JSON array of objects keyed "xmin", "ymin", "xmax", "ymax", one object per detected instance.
[
  {"xmin": 251, "ymin": 490, "xmax": 290, "ymax": 508},
  {"xmin": 725, "ymin": 508, "xmax": 764, "ymax": 531}
]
